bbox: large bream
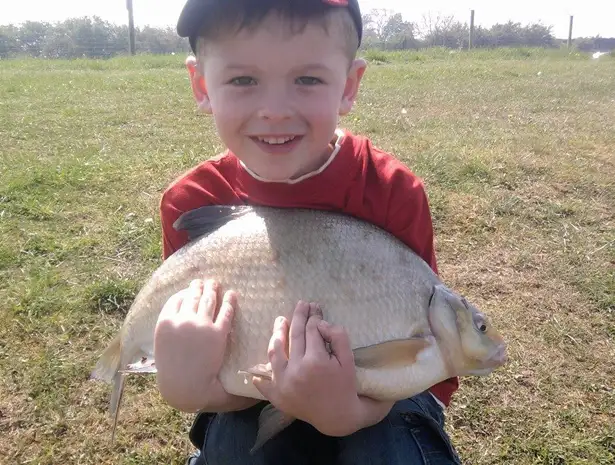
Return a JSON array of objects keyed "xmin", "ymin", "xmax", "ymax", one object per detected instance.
[{"xmin": 92, "ymin": 205, "xmax": 508, "ymax": 450}]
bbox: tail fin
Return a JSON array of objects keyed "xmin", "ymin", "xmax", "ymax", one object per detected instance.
[
  {"xmin": 91, "ymin": 333, "xmax": 122, "ymax": 383},
  {"xmin": 90, "ymin": 333, "xmax": 132, "ymax": 443}
]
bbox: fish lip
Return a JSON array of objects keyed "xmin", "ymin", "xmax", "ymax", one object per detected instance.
[
  {"xmin": 487, "ymin": 343, "xmax": 508, "ymax": 367},
  {"xmin": 465, "ymin": 344, "xmax": 507, "ymax": 376}
]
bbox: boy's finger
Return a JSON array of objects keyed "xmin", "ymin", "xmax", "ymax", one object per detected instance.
[
  {"xmin": 288, "ymin": 301, "xmax": 310, "ymax": 360},
  {"xmin": 214, "ymin": 290, "xmax": 236, "ymax": 334},
  {"xmin": 305, "ymin": 303, "xmax": 328, "ymax": 356},
  {"xmin": 157, "ymin": 289, "xmax": 185, "ymax": 322},
  {"xmin": 268, "ymin": 316, "xmax": 289, "ymax": 375},
  {"xmin": 197, "ymin": 279, "xmax": 218, "ymax": 320},
  {"xmin": 318, "ymin": 320, "xmax": 354, "ymax": 367},
  {"xmin": 182, "ymin": 279, "xmax": 204, "ymax": 314}
]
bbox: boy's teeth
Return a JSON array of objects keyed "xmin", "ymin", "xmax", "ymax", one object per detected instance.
[{"xmin": 257, "ymin": 136, "xmax": 295, "ymax": 145}]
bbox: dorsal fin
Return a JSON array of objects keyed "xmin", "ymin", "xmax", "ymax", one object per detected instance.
[{"xmin": 173, "ymin": 205, "xmax": 255, "ymax": 241}]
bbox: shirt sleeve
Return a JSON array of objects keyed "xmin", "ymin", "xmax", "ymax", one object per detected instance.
[
  {"xmin": 383, "ymin": 164, "xmax": 439, "ymax": 275},
  {"xmin": 158, "ymin": 159, "xmax": 240, "ymax": 260},
  {"xmin": 159, "ymin": 187, "xmax": 192, "ymax": 260}
]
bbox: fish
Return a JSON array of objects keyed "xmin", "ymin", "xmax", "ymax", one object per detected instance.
[{"xmin": 91, "ymin": 205, "xmax": 507, "ymax": 451}]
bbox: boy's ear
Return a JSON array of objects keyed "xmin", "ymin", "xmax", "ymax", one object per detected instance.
[
  {"xmin": 186, "ymin": 56, "xmax": 212, "ymax": 113},
  {"xmin": 339, "ymin": 58, "xmax": 367, "ymax": 116}
]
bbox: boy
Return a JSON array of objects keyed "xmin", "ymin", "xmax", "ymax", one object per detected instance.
[{"xmin": 153, "ymin": 0, "xmax": 463, "ymax": 463}]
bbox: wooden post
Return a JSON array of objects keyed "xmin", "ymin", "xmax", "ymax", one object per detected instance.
[
  {"xmin": 567, "ymin": 15, "xmax": 573, "ymax": 49},
  {"xmin": 127, "ymin": 0, "xmax": 136, "ymax": 55},
  {"xmin": 469, "ymin": 10, "xmax": 475, "ymax": 49}
]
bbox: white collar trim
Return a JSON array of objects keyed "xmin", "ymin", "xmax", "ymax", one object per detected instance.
[{"xmin": 240, "ymin": 128, "xmax": 345, "ymax": 185}]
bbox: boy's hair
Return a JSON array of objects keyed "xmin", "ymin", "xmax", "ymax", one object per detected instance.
[{"xmin": 177, "ymin": 0, "xmax": 362, "ymax": 64}]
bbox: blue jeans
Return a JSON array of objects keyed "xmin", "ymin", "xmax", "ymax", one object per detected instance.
[{"xmin": 186, "ymin": 391, "xmax": 462, "ymax": 465}]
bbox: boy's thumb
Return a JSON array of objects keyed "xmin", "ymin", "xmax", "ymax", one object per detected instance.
[{"xmin": 251, "ymin": 375, "xmax": 270, "ymax": 395}]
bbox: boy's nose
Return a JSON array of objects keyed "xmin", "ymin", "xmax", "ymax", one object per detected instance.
[
  {"xmin": 257, "ymin": 106, "xmax": 293, "ymax": 121},
  {"xmin": 256, "ymin": 94, "xmax": 294, "ymax": 121}
]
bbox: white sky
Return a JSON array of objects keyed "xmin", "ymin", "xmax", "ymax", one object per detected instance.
[{"xmin": 1, "ymin": 0, "xmax": 613, "ymax": 39}]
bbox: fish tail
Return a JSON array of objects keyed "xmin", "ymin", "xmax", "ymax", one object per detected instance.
[
  {"xmin": 91, "ymin": 333, "xmax": 122, "ymax": 383},
  {"xmin": 90, "ymin": 333, "xmax": 128, "ymax": 442},
  {"xmin": 110, "ymin": 372, "xmax": 126, "ymax": 443}
]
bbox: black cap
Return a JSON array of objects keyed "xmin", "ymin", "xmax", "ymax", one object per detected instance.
[{"xmin": 177, "ymin": 0, "xmax": 363, "ymax": 54}]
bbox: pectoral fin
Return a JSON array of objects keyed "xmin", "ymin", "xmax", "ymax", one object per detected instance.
[
  {"xmin": 238, "ymin": 363, "xmax": 273, "ymax": 380},
  {"xmin": 119, "ymin": 357, "xmax": 157, "ymax": 374},
  {"xmin": 250, "ymin": 403, "xmax": 295, "ymax": 454},
  {"xmin": 353, "ymin": 337, "xmax": 431, "ymax": 369}
]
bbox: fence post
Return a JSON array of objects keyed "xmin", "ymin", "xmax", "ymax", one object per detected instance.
[
  {"xmin": 127, "ymin": 0, "xmax": 136, "ymax": 55},
  {"xmin": 567, "ymin": 15, "xmax": 573, "ymax": 49},
  {"xmin": 469, "ymin": 10, "xmax": 475, "ymax": 49}
]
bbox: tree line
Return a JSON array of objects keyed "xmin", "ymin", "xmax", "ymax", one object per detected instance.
[
  {"xmin": 1, "ymin": 11, "xmax": 613, "ymax": 59},
  {"xmin": 0, "ymin": 17, "xmax": 190, "ymax": 58},
  {"xmin": 361, "ymin": 10, "xmax": 614, "ymax": 52}
]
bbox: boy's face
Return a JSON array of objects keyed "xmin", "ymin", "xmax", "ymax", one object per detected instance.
[{"xmin": 187, "ymin": 12, "xmax": 367, "ymax": 181}]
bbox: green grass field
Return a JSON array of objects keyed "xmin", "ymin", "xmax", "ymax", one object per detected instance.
[{"xmin": 1, "ymin": 48, "xmax": 614, "ymax": 464}]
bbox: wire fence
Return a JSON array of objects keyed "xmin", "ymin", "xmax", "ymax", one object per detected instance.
[
  {"xmin": 1, "ymin": 10, "xmax": 614, "ymax": 60},
  {"xmin": 0, "ymin": 19, "xmax": 191, "ymax": 59}
]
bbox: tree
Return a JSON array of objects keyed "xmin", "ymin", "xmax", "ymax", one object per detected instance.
[
  {"xmin": 381, "ymin": 13, "xmax": 417, "ymax": 49},
  {"xmin": 522, "ymin": 23, "xmax": 556, "ymax": 47},
  {"xmin": 16, "ymin": 21, "xmax": 52, "ymax": 57},
  {"xmin": 363, "ymin": 9, "xmax": 394, "ymax": 42},
  {"xmin": 417, "ymin": 12, "xmax": 456, "ymax": 45},
  {"xmin": 0, "ymin": 25, "xmax": 19, "ymax": 58},
  {"xmin": 360, "ymin": 9, "xmax": 417, "ymax": 50}
]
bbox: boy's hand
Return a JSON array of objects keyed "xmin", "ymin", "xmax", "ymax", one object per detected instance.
[
  {"xmin": 252, "ymin": 302, "xmax": 394, "ymax": 436},
  {"xmin": 154, "ymin": 279, "xmax": 243, "ymax": 413}
]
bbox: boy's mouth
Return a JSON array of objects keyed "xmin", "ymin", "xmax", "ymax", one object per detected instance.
[
  {"xmin": 254, "ymin": 136, "xmax": 298, "ymax": 145},
  {"xmin": 250, "ymin": 135, "xmax": 303, "ymax": 154}
]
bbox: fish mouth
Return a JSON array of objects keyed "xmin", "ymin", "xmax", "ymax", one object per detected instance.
[
  {"xmin": 466, "ymin": 344, "xmax": 507, "ymax": 376},
  {"xmin": 486, "ymin": 343, "xmax": 508, "ymax": 367}
]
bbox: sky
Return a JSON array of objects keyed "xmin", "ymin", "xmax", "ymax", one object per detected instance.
[{"xmin": 1, "ymin": 0, "xmax": 614, "ymax": 39}]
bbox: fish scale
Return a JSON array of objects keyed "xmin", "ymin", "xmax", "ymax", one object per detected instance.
[{"xmin": 92, "ymin": 205, "xmax": 507, "ymax": 450}]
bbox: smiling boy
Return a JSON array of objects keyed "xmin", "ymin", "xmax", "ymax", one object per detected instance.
[{"xmin": 153, "ymin": 0, "xmax": 462, "ymax": 464}]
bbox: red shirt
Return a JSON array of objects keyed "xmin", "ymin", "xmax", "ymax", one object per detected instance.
[{"xmin": 159, "ymin": 130, "xmax": 459, "ymax": 407}]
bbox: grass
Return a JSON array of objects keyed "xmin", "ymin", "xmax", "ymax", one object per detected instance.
[{"xmin": 1, "ymin": 48, "xmax": 614, "ymax": 464}]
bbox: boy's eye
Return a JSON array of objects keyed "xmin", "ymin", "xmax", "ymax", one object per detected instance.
[
  {"xmin": 229, "ymin": 76, "xmax": 256, "ymax": 86},
  {"xmin": 296, "ymin": 76, "xmax": 323, "ymax": 85}
]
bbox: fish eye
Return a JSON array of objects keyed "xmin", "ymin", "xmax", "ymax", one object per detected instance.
[{"xmin": 473, "ymin": 314, "xmax": 487, "ymax": 333}]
